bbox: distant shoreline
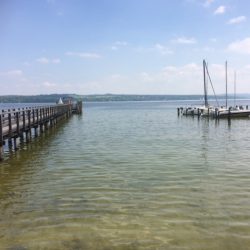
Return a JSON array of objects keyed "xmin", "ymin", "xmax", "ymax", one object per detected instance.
[
  {"xmin": 0, "ymin": 94, "xmax": 250, "ymax": 103},
  {"xmin": 1, "ymin": 93, "xmax": 250, "ymax": 103}
]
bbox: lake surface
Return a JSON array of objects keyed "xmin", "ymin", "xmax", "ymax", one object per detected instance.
[{"xmin": 1, "ymin": 101, "xmax": 250, "ymax": 250}]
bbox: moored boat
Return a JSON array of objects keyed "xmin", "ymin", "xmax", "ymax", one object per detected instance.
[
  {"xmin": 182, "ymin": 60, "xmax": 218, "ymax": 116},
  {"xmin": 216, "ymin": 107, "xmax": 250, "ymax": 118}
]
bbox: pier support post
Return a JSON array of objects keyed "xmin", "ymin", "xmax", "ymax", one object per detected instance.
[
  {"xmin": 34, "ymin": 127, "xmax": 38, "ymax": 137},
  {"xmin": 197, "ymin": 108, "xmax": 200, "ymax": 119},
  {"xmin": 8, "ymin": 138, "xmax": 13, "ymax": 148},
  {"xmin": 215, "ymin": 108, "xmax": 219, "ymax": 119},
  {"xmin": 45, "ymin": 122, "xmax": 48, "ymax": 130},
  {"xmin": 228, "ymin": 107, "xmax": 231, "ymax": 121},
  {"xmin": 26, "ymin": 131, "xmax": 30, "ymax": 142},
  {"xmin": 13, "ymin": 137, "xmax": 17, "ymax": 150},
  {"xmin": 20, "ymin": 132, "xmax": 24, "ymax": 143},
  {"xmin": 40, "ymin": 124, "xmax": 44, "ymax": 133},
  {"xmin": 20, "ymin": 131, "xmax": 24, "ymax": 140},
  {"xmin": 0, "ymin": 146, "xmax": 3, "ymax": 161},
  {"xmin": 0, "ymin": 115, "xmax": 3, "ymax": 160}
]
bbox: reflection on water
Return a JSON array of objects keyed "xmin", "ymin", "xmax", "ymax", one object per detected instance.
[{"xmin": 1, "ymin": 101, "xmax": 250, "ymax": 250}]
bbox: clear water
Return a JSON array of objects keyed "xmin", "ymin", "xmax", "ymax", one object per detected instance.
[{"xmin": 1, "ymin": 101, "xmax": 250, "ymax": 250}]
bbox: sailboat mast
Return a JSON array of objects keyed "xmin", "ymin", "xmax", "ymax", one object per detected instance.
[
  {"xmin": 225, "ymin": 61, "xmax": 228, "ymax": 108},
  {"xmin": 203, "ymin": 60, "xmax": 208, "ymax": 107}
]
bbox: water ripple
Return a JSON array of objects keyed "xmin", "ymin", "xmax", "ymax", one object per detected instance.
[{"xmin": 1, "ymin": 102, "xmax": 250, "ymax": 249}]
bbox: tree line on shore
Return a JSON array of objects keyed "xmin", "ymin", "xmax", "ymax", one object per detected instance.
[{"xmin": 0, "ymin": 93, "xmax": 250, "ymax": 103}]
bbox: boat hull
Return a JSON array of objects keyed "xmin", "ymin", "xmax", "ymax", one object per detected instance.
[{"xmin": 218, "ymin": 110, "xmax": 250, "ymax": 118}]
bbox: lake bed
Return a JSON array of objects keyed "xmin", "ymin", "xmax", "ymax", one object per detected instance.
[{"xmin": 1, "ymin": 101, "xmax": 250, "ymax": 250}]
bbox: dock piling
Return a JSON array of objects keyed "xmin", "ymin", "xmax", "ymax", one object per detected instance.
[
  {"xmin": 0, "ymin": 115, "xmax": 3, "ymax": 161},
  {"xmin": 228, "ymin": 107, "xmax": 232, "ymax": 121}
]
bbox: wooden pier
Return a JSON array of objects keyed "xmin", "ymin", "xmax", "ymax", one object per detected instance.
[
  {"xmin": 0, "ymin": 102, "xmax": 82, "ymax": 160},
  {"xmin": 72, "ymin": 100, "xmax": 83, "ymax": 114}
]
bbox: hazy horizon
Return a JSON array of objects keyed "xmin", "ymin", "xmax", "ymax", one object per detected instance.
[{"xmin": 1, "ymin": 92, "xmax": 250, "ymax": 96}]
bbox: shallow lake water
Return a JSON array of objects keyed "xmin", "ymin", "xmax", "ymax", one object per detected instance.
[{"xmin": 1, "ymin": 101, "xmax": 250, "ymax": 249}]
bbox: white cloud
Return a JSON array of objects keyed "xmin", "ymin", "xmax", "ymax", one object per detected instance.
[
  {"xmin": 36, "ymin": 57, "xmax": 61, "ymax": 64},
  {"xmin": 135, "ymin": 62, "xmax": 239, "ymax": 94},
  {"xmin": 186, "ymin": 0, "xmax": 215, "ymax": 8},
  {"xmin": 182, "ymin": 63, "xmax": 200, "ymax": 71},
  {"xmin": 4, "ymin": 62, "xmax": 249, "ymax": 95},
  {"xmin": 140, "ymin": 72, "xmax": 154, "ymax": 82},
  {"xmin": 141, "ymin": 63, "xmax": 201, "ymax": 82},
  {"xmin": 42, "ymin": 81, "xmax": 57, "ymax": 87},
  {"xmin": 51, "ymin": 58, "xmax": 61, "ymax": 64},
  {"xmin": 172, "ymin": 37, "xmax": 197, "ymax": 44},
  {"xmin": 65, "ymin": 51, "xmax": 101, "ymax": 59},
  {"xmin": 23, "ymin": 62, "xmax": 31, "ymax": 66},
  {"xmin": 214, "ymin": 5, "xmax": 226, "ymax": 15},
  {"xmin": 111, "ymin": 74, "xmax": 122, "ymax": 79},
  {"xmin": 154, "ymin": 43, "xmax": 173, "ymax": 55},
  {"xmin": 0, "ymin": 69, "xmax": 23, "ymax": 76},
  {"xmin": 114, "ymin": 41, "xmax": 128, "ymax": 46},
  {"xmin": 37, "ymin": 57, "xmax": 50, "ymax": 64},
  {"xmin": 111, "ymin": 41, "xmax": 128, "ymax": 51},
  {"xmin": 193, "ymin": 46, "xmax": 215, "ymax": 53},
  {"xmin": 134, "ymin": 63, "xmax": 204, "ymax": 94},
  {"xmin": 210, "ymin": 38, "xmax": 217, "ymax": 42},
  {"xmin": 162, "ymin": 66, "xmax": 178, "ymax": 73},
  {"xmin": 228, "ymin": 38, "xmax": 250, "ymax": 54},
  {"xmin": 228, "ymin": 16, "xmax": 246, "ymax": 24},
  {"xmin": 134, "ymin": 43, "xmax": 174, "ymax": 55},
  {"xmin": 203, "ymin": 0, "xmax": 215, "ymax": 8},
  {"xmin": 0, "ymin": 69, "xmax": 27, "ymax": 86},
  {"xmin": 244, "ymin": 65, "xmax": 250, "ymax": 70}
]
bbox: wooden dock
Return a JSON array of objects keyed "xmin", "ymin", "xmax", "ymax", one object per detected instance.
[{"xmin": 0, "ymin": 102, "xmax": 82, "ymax": 160}]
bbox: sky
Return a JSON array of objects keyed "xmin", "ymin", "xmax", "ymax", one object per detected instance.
[{"xmin": 0, "ymin": 0, "xmax": 250, "ymax": 95}]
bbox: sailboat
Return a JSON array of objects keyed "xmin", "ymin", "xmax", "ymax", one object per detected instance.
[
  {"xmin": 215, "ymin": 65, "xmax": 250, "ymax": 118},
  {"xmin": 182, "ymin": 60, "xmax": 215, "ymax": 116},
  {"xmin": 196, "ymin": 59, "xmax": 220, "ymax": 116}
]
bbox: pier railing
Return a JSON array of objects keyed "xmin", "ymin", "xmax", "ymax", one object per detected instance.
[{"xmin": 0, "ymin": 104, "xmax": 73, "ymax": 160}]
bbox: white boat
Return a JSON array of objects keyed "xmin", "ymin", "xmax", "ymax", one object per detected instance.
[
  {"xmin": 216, "ymin": 107, "xmax": 250, "ymax": 118},
  {"xmin": 182, "ymin": 105, "xmax": 212, "ymax": 116},
  {"xmin": 212, "ymin": 69, "xmax": 250, "ymax": 118},
  {"xmin": 181, "ymin": 60, "xmax": 250, "ymax": 119},
  {"xmin": 183, "ymin": 60, "xmax": 218, "ymax": 116}
]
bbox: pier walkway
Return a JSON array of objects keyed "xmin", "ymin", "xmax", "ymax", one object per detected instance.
[{"xmin": 0, "ymin": 102, "xmax": 82, "ymax": 160}]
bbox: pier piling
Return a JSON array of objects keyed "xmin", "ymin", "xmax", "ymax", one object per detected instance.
[{"xmin": 0, "ymin": 115, "xmax": 3, "ymax": 160}]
